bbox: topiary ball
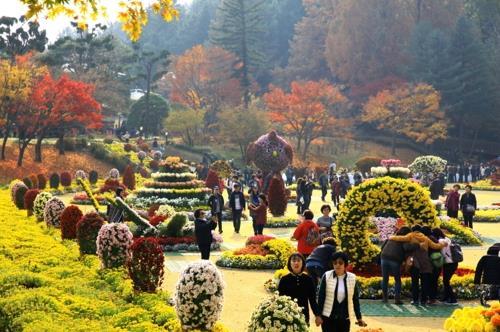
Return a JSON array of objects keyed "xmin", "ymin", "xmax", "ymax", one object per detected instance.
[
  {"xmin": 33, "ymin": 192, "xmax": 53, "ymax": 221},
  {"xmin": 29, "ymin": 174, "xmax": 39, "ymax": 189},
  {"xmin": 75, "ymin": 170, "xmax": 87, "ymax": 181},
  {"xmin": 175, "ymin": 260, "xmax": 225, "ymax": 331},
  {"xmin": 152, "ymin": 150, "xmax": 162, "ymax": 160},
  {"xmin": 122, "ymin": 165, "xmax": 136, "ymax": 190},
  {"xmin": 246, "ymin": 131, "xmax": 293, "ymax": 174},
  {"xmin": 43, "ymin": 197, "xmax": 66, "ymax": 228},
  {"xmin": 60, "ymin": 171, "xmax": 72, "ymax": 187},
  {"xmin": 164, "ymin": 213, "xmax": 187, "ymax": 237},
  {"xmin": 149, "ymin": 160, "xmax": 159, "ymax": 172},
  {"xmin": 89, "ymin": 170, "xmax": 98, "ymax": 185},
  {"xmin": 9, "ymin": 180, "xmax": 26, "ymax": 204},
  {"xmin": 24, "ymin": 189, "xmax": 40, "ymax": 215},
  {"xmin": 37, "ymin": 174, "xmax": 47, "ymax": 189},
  {"xmin": 127, "ymin": 237, "xmax": 164, "ymax": 292},
  {"xmin": 49, "ymin": 173, "xmax": 60, "ymax": 189},
  {"xmin": 97, "ymin": 223, "xmax": 133, "ymax": 269},
  {"xmin": 76, "ymin": 212, "xmax": 105, "ymax": 255},
  {"xmin": 22, "ymin": 177, "xmax": 33, "ymax": 189},
  {"xmin": 248, "ymin": 294, "xmax": 308, "ymax": 332},
  {"xmin": 14, "ymin": 184, "xmax": 29, "ymax": 209},
  {"xmin": 60, "ymin": 205, "xmax": 83, "ymax": 240},
  {"xmin": 109, "ymin": 168, "xmax": 120, "ymax": 179}
]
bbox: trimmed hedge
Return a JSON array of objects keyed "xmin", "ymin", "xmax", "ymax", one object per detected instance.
[
  {"xmin": 60, "ymin": 171, "xmax": 72, "ymax": 187},
  {"xmin": 37, "ymin": 174, "xmax": 47, "ymax": 189},
  {"xmin": 49, "ymin": 173, "xmax": 60, "ymax": 189},
  {"xmin": 76, "ymin": 212, "xmax": 105, "ymax": 255},
  {"xmin": 60, "ymin": 205, "xmax": 84, "ymax": 240}
]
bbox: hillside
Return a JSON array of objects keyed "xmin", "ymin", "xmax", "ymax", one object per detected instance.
[{"xmin": 0, "ymin": 143, "xmax": 114, "ymax": 185}]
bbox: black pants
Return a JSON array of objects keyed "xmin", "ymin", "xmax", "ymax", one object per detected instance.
[
  {"xmin": 430, "ymin": 267, "xmax": 440, "ymax": 300},
  {"xmin": 411, "ymin": 267, "xmax": 432, "ymax": 303},
  {"xmin": 442, "ymin": 263, "xmax": 458, "ymax": 302},
  {"xmin": 214, "ymin": 212, "xmax": 223, "ymax": 233},
  {"xmin": 199, "ymin": 244, "xmax": 211, "ymax": 260},
  {"xmin": 331, "ymin": 194, "xmax": 340, "ymax": 207},
  {"xmin": 303, "ymin": 198, "xmax": 311, "ymax": 211},
  {"xmin": 447, "ymin": 210, "xmax": 458, "ymax": 218},
  {"xmin": 321, "ymin": 186, "xmax": 327, "ymax": 201},
  {"xmin": 321, "ymin": 316, "xmax": 350, "ymax": 332},
  {"xmin": 306, "ymin": 265, "xmax": 325, "ymax": 289},
  {"xmin": 232, "ymin": 209, "xmax": 242, "ymax": 232},
  {"xmin": 463, "ymin": 213, "xmax": 473, "ymax": 228}
]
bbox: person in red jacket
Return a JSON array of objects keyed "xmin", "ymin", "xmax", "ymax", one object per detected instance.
[
  {"xmin": 292, "ymin": 210, "xmax": 320, "ymax": 258},
  {"xmin": 445, "ymin": 184, "xmax": 460, "ymax": 218},
  {"xmin": 249, "ymin": 194, "xmax": 268, "ymax": 235}
]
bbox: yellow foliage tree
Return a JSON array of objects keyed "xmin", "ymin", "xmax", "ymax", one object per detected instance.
[
  {"xmin": 362, "ymin": 83, "xmax": 447, "ymax": 155},
  {"xmin": 20, "ymin": 0, "xmax": 179, "ymax": 42}
]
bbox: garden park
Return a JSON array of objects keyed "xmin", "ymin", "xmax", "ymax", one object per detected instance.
[{"xmin": 2, "ymin": 0, "xmax": 500, "ymax": 331}]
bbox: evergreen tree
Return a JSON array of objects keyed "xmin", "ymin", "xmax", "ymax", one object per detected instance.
[
  {"xmin": 439, "ymin": 16, "xmax": 498, "ymax": 158},
  {"xmin": 209, "ymin": 0, "xmax": 266, "ymax": 109},
  {"xmin": 0, "ymin": 16, "xmax": 47, "ymax": 61}
]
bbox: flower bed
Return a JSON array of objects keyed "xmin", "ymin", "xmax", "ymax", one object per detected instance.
[
  {"xmin": 70, "ymin": 192, "xmax": 107, "ymax": 205},
  {"xmin": 151, "ymin": 172, "xmax": 197, "ymax": 183},
  {"xmin": 266, "ymin": 215, "xmax": 299, "ymax": 228},
  {"xmin": 216, "ymin": 238, "xmax": 293, "ymax": 270},
  {"xmin": 444, "ymin": 301, "xmax": 500, "ymax": 331},
  {"xmin": 439, "ymin": 217, "xmax": 483, "ymax": 245},
  {"xmin": 460, "ymin": 209, "xmax": 500, "ymax": 223},
  {"xmin": 143, "ymin": 180, "xmax": 205, "ymax": 189},
  {"xmin": 126, "ymin": 195, "xmax": 207, "ymax": 210},
  {"xmin": 371, "ymin": 166, "xmax": 410, "ymax": 179},
  {"xmin": 135, "ymin": 187, "xmax": 211, "ymax": 200}
]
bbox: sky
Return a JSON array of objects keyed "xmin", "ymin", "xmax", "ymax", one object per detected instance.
[{"xmin": 3, "ymin": 0, "xmax": 193, "ymax": 42}]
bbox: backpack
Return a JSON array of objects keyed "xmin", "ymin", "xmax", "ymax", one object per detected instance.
[
  {"xmin": 450, "ymin": 241, "xmax": 464, "ymax": 263},
  {"xmin": 430, "ymin": 252, "xmax": 444, "ymax": 268},
  {"xmin": 306, "ymin": 226, "xmax": 321, "ymax": 246}
]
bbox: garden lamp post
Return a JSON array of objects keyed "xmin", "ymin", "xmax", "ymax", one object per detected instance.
[{"xmin": 164, "ymin": 131, "xmax": 169, "ymax": 146}]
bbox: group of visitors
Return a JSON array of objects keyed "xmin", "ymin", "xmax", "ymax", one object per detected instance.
[
  {"xmin": 445, "ymin": 184, "xmax": 477, "ymax": 228},
  {"xmin": 278, "ymin": 250, "xmax": 367, "ymax": 332},
  {"xmin": 446, "ymin": 163, "xmax": 496, "ymax": 183}
]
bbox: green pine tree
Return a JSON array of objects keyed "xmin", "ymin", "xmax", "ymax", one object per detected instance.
[{"xmin": 209, "ymin": 0, "xmax": 266, "ymax": 109}]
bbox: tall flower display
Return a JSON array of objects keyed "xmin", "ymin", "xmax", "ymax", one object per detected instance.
[
  {"xmin": 247, "ymin": 294, "xmax": 308, "ymax": 332},
  {"xmin": 409, "ymin": 155, "xmax": 447, "ymax": 176},
  {"xmin": 43, "ymin": 197, "xmax": 66, "ymax": 227},
  {"xmin": 335, "ymin": 177, "xmax": 438, "ymax": 266},
  {"xmin": 60, "ymin": 205, "xmax": 83, "ymax": 239},
  {"xmin": 96, "ymin": 223, "xmax": 133, "ymax": 268},
  {"xmin": 175, "ymin": 261, "xmax": 225, "ymax": 331},
  {"xmin": 24, "ymin": 189, "xmax": 40, "ymax": 216},
  {"xmin": 127, "ymin": 237, "xmax": 164, "ymax": 292},
  {"xmin": 33, "ymin": 192, "xmax": 53, "ymax": 221},
  {"xmin": 76, "ymin": 212, "xmax": 105, "ymax": 255}
]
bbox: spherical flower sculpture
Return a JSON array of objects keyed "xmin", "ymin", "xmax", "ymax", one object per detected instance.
[
  {"xmin": 247, "ymin": 294, "xmax": 308, "ymax": 332},
  {"xmin": 109, "ymin": 168, "xmax": 120, "ymax": 179},
  {"xmin": 97, "ymin": 223, "xmax": 133, "ymax": 268},
  {"xmin": 24, "ymin": 189, "xmax": 40, "ymax": 216},
  {"xmin": 75, "ymin": 170, "xmax": 87, "ymax": 180},
  {"xmin": 9, "ymin": 180, "xmax": 26, "ymax": 205},
  {"xmin": 246, "ymin": 131, "xmax": 293, "ymax": 175},
  {"xmin": 175, "ymin": 260, "xmax": 225, "ymax": 331},
  {"xmin": 13, "ymin": 183, "xmax": 29, "ymax": 209},
  {"xmin": 43, "ymin": 197, "xmax": 66, "ymax": 227},
  {"xmin": 33, "ymin": 192, "xmax": 53, "ymax": 221}
]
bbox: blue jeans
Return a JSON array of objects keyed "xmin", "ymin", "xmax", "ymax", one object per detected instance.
[{"xmin": 381, "ymin": 259, "xmax": 402, "ymax": 299}]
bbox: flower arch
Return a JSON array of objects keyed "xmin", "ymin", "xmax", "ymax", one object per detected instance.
[{"xmin": 335, "ymin": 177, "xmax": 438, "ymax": 266}]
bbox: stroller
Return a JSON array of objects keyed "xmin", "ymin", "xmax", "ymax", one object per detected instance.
[{"xmin": 474, "ymin": 244, "xmax": 500, "ymax": 307}]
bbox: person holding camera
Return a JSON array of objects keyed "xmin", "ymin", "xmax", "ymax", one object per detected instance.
[{"xmin": 194, "ymin": 209, "xmax": 217, "ymax": 260}]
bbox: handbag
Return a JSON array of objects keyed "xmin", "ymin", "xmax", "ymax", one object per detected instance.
[{"xmin": 465, "ymin": 204, "xmax": 476, "ymax": 213}]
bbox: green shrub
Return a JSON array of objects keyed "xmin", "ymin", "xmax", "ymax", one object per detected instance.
[
  {"xmin": 14, "ymin": 185, "xmax": 28, "ymax": 209},
  {"xmin": 355, "ymin": 156, "xmax": 382, "ymax": 173},
  {"xmin": 164, "ymin": 213, "xmax": 187, "ymax": 237},
  {"xmin": 89, "ymin": 171, "xmax": 98, "ymax": 185},
  {"xmin": 22, "ymin": 177, "xmax": 33, "ymax": 189}
]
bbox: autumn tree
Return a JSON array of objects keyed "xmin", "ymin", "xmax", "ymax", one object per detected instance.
[
  {"xmin": 362, "ymin": 83, "xmax": 447, "ymax": 155},
  {"xmin": 210, "ymin": 0, "xmax": 266, "ymax": 109},
  {"xmin": 0, "ymin": 16, "xmax": 48, "ymax": 61},
  {"xmin": 218, "ymin": 103, "xmax": 269, "ymax": 160},
  {"xmin": 264, "ymin": 80, "xmax": 349, "ymax": 159},
  {"xmin": 167, "ymin": 45, "xmax": 242, "ymax": 126},
  {"xmin": 164, "ymin": 108, "xmax": 205, "ymax": 146},
  {"xmin": 19, "ymin": 0, "xmax": 179, "ymax": 42}
]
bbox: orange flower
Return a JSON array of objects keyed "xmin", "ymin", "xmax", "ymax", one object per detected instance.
[{"xmin": 491, "ymin": 314, "xmax": 500, "ymax": 327}]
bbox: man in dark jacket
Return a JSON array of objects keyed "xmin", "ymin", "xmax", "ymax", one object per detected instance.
[
  {"xmin": 194, "ymin": 209, "xmax": 217, "ymax": 260},
  {"xmin": 319, "ymin": 172, "xmax": 329, "ymax": 202},
  {"xmin": 303, "ymin": 176, "xmax": 315, "ymax": 210},
  {"xmin": 305, "ymin": 237, "xmax": 336, "ymax": 288},
  {"xmin": 474, "ymin": 244, "xmax": 500, "ymax": 304},
  {"xmin": 207, "ymin": 186, "xmax": 224, "ymax": 234},
  {"xmin": 229, "ymin": 183, "xmax": 246, "ymax": 234},
  {"xmin": 429, "ymin": 176, "xmax": 442, "ymax": 200}
]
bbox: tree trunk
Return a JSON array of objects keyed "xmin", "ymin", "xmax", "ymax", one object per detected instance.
[
  {"xmin": 35, "ymin": 135, "xmax": 44, "ymax": 162},
  {"xmin": 1, "ymin": 128, "xmax": 9, "ymax": 160},
  {"xmin": 302, "ymin": 139, "xmax": 311, "ymax": 160},
  {"xmin": 239, "ymin": 143, "xmax": 246, "ymax": 161},
  {"xmin": 391, "ymin": 132, "xmax": 397, "ymax": 156},
  {"xmin": 17, "ymin": 143, "xmax": 29, "ymax": 167},
  {"xmin": 58, "ymin": 132, "xmax": 65, "ymax": 155},
  {"xmin": 458, "ymin": 117, "xmax": 465, "ymax": 162}
]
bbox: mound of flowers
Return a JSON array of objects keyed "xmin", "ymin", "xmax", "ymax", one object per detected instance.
[
  {"xmin": 248, "ymin": 293, "xmax": 308, "ymax": 332},
  {"xmin": 439, "ymin": 217, "xmax": 483, "ymax": 245},
  {"xmin": 216, "ymin": 238, "xmax": 293, "ymax": 270},
  {"xmin": 444, "ymin": 301, "xmax": 500, "ymax": 331},
  {"xmin": 43, "ymin": 197, "xmax": 66, "ymax": 228},
  {"xmin": 33, "ymin": 191, "xmax": 53, "ymax": 221},
  {"xmin": 71, "ymin": 192, "xmax": 107, "ymax": 205},
  {"xmin": 175, "ymin": 261, "xmax": 225, "ymax": 331},
  {"xmin": 97, "ymin": 223, "xmax": 134, "ymax": 269},
  {"xmin": 128, "ymin": 156, "xmax": 210, "ymax": 209},
  {"xmin": 266, "ymin": 216, "xmax": 299, "ymax": 228},
  {"xmin": 336, "ymin": 177, "xmax": 438, "ymax": 266}
]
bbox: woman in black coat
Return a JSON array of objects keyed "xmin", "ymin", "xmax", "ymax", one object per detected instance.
[
  {"xmin": 460, "ymin": 185, "xmax": 477, "ymax": 228},
  {"xmin": 278, "ymin": 253, "xmax": 321, "ymax": 326}
]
